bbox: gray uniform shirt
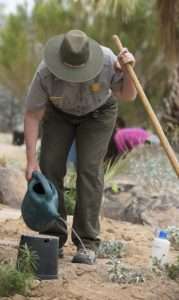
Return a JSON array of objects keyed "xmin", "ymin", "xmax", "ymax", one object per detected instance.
[{"xmin": 25, "ymin": 46, "xmax": 123, "ymax": 116}]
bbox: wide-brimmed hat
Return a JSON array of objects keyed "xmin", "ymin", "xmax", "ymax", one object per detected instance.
[{"xmin": 44, "ymin": 30, "xmax": 104, "ymax": 83}]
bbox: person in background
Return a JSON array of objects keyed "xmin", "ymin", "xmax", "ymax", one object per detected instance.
[
  {"xmin": 24, "ymin": 29, "xmax": 137, "ymax": 265},
  {"xmin": 105, "ymin": 120, "xmax": 160, "ymax": 163},
  {"xmin": 114, "ymin": 127, "xmax": 160, "ymax": 154}
]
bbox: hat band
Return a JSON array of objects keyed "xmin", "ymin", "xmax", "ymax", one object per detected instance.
[{"xmin": 63, "ymin": 61, "xmax": 86, "ymax": 69}]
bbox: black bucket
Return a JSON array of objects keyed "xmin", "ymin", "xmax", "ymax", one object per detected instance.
[{"xmin": 17, "ymin": 234, "xmax": 59, "ymax": 280}]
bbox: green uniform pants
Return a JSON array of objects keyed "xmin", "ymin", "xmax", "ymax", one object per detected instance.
[{"xmin": 39, "ymin": 97, "xmax": 118, "ymax": 250}]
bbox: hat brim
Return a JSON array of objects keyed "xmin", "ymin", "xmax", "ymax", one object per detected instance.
[{"xmin": 44, "ymin": 34, "xmax": 104, "ymax": 83}]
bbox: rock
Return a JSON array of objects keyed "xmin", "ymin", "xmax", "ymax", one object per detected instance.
[
  {"xmin": 0, "ymin": 167, "xmax": 26, "ymax": 208},
  {"xmin": 103, "ymin": 186, "xmax": 179, "ymax": 227},
  {"xmin": 103, "ymin": 145, "xmax": 179, "ymax": 228},
  {"xmin": 12, "ymin": 295, "xmax": 25, "ymax": 300}
]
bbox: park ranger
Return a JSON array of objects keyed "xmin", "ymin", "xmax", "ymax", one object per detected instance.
[{"xmin": 24, "ymin": 29, "xmax": 136, "ymax": 264}]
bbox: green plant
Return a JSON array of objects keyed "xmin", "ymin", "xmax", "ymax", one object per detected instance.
[
  {"xmin": 97, "ymin": 240, "xmax": 127, "ymax": 258},
  {"xmin": 151, "ymin": 254, "xmax": 179, "ymax": 281},
  {"xmin": 104, "ymin": 155, "xmax": 129, "ymax": 189},
  {"xmin": 0, "ymin": 244, "xmax": 38, "ymax": 297},
  {"xmin": 165, "ymin": 258, "xmax": 179, "ymax": 280},
  {"xmin": 166, "ymin": 226, "xmax": 179, "ymax": 250},
  {"xmin": 0, "ymin": 265, "xmax": 32, "ymax": 297},
  {"xmin": 64, "ymin": 187, "xmax": 76, "ymax": 215},
  {"xmin": 107, "ymin": 257, "xmax": 145, "ymax": 284},
  {"xmin": 17, "ymin": 244, "xmax": 39, "ymax": 274},
  {"xmin": 64, "ymin": 166, "xmax": 76, "ymax": 215},
  {"xmin": 151, "ymin": 256, "xmax": 165, "ymax": 276},
  {"xmin": 64, "ymin": 166, "xmax": 76, "ymax": 189}
]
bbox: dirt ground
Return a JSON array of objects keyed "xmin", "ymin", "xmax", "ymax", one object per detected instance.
[
  {"xmin": 1, "ymin": 135, "xmax": 179, "ymax": 300},
  {"xmin": 0, "ymin": 209, "xmax": 179, "ymax": 300}
]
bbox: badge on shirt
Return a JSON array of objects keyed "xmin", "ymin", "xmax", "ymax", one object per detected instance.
[
  {"xmin": 49, "ymin": 96, "xmax": 64, "ymax": 109},
  {"xmin": 90, "ymin": 83, "xmax": 102, "ymax": 93}
]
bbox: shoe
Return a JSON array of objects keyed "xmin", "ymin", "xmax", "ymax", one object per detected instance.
[
  {"xmin": 72, "ymin": 248, "xmax": 96, "ymax": 265},
  {"xmin": 58, "ymin": 248, "xmax": 64, "ymax": 258}
]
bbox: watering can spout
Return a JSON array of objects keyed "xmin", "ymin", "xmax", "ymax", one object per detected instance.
[{"xmin": 21, "ymin": 171, "xmax": 59, "ymax": 232}]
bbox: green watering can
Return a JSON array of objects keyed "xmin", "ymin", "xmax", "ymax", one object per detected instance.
[{"xmin": 21, "ymin": 171, "xmax": 59, "ymax": 232}]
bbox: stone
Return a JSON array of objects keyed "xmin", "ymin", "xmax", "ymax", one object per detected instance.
[
  {"xmin": 103, "ymin": 146, "xmax": 179, "ymax": 228},
  {"xmin": 13, "ymin": 295, "xmax": 25, "ymax": 300},
  {"xmin": 0, "ymin": 167, "xmax": 26, "ymax": 208}
]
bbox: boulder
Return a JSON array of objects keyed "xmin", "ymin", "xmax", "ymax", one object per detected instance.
[
  {"xmin": 0, "ymin": 167, "xmax": 26, "ymax": 208},
  {"xmin": 103, "ymin": 179, "xmax": 179, "ymax": 228},
  {"xmin": 103, "ymin": 145, "xmax": 179, "ymax": 228}
]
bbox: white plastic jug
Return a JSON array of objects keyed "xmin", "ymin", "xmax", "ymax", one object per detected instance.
[{"xmin": 151, "ymin": 230, "xmax": 170, "ymax": 266}]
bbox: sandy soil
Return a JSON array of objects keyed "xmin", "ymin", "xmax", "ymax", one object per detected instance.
[{"xmin": 0, "ymin": 211, "xmax": 179, "ymax": 300}]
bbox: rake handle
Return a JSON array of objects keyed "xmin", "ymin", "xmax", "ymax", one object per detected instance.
[{"xmin": 112, "ymin": 34, "xmax": 179, "ymax": 177}]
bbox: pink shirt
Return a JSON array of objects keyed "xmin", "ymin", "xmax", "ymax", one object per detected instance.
[{"xmin": 114, "ymin": 128, "xmax": 150, "ymax": 153}]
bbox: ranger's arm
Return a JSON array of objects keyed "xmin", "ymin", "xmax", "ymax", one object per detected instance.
[
  {"xmin": 112, "ymin": 48, "xmax": 137, "ymax": 101},
  {"xmin": 24, "ymin": 108, "xmax": 45, "ymax": 181}
]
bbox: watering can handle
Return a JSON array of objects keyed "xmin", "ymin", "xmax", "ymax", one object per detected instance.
[
  {"xmin": 112, "ymin": 34, "xmax": 179, "ymax": 178},
  {"xmin": 31, "ymin": 171, "xmax": 53, "ymax": 196}
]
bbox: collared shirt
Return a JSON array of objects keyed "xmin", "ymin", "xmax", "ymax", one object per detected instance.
[{"xmin": 25, "ymin": 46, "xmax": 123, "ymax": 116}]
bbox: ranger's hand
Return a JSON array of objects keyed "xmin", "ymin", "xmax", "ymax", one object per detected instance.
[
  {"xmin": 25, "ymin": 161, "xmax": 40, "ymax": 181},
  {"xmin": 117, "ymin": 48, "xmax": 136, "ymax": 69}
]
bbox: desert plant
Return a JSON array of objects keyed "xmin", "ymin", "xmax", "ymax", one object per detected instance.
[
  {"xmin": 104, "ymin": 155, "xmax": 129, "ymax": 190},
  {"xmin": 151, "ymin": 254, "xmax": 179, "ymax": 281},
  {"xmin": 17, "ymin": 243, "xmax": 38, "ymax": 274},
  {"xmin": 151, "ymin": 256, "xmax": 166, "ymax": 276},
  {"xmin": 0, "ymin": 244, "xmax": 38, "ymax": 297},
  {"xmin": 64, "ymin": 166, "xmax": 77, "ymax": 215},
  {"xmin": 165, "ymin": 257, "xmax": 179, "ymax": 280},
  {"xmin": 64, "ymin": 165, "xmax": 76, "ymax": 189},
  {"xmin": 166, "ymin": 226, "xmax": 179, "ymax": 250},
  {"xmin": 107, "ymin": 257, "xmax": 145, "ymax": 284},
  {"xmin": 0, "ymin": 265, "xmax": 33, "ymax": 297},
  {"xmin": 64, "ymin": 187, "xmax": 76, "ymax": 215},
  {"xmin": 97, "ymin": 240, "xmax": 127, "ymax": 258}
]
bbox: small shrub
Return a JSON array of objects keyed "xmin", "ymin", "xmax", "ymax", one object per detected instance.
[
  {"xmin": 64, "ymin": 166, "xmax": 76, "ymax": 189},
  {"xmin": 104, "ymin": 155, "xmax": 129, "ymax": 189},
  {"xmin": 151, "ymin": 256, "xmax": 165, "ymax": 276},
  {"xmin": 0, "ymin": 244, "xmax": 38, "ymax": 297},
  {"xmin": 151, "ymin": 255, "xmax": 179, "ymax": 281},
  {"xmin": 165, "ymin": 257, "xmax": 179, "ymax": 280},
  {"xmin": 0, "ymin": 265, "xmax": 34, "ymax": 297},
  {"xmin": 64, "ymin": 166, "xmax": 77, "ymax": 215},
  {"xmin": 107, "ymin": 257, "xmax": 145, "ymax": 284},
  {"xmin": 17, "ymin": 244, "xmax": 39, "ymax": 274},
  {"xmin": 64, "ymin": 187, "xmax": 76, "ymax": 215},
  {"xmin": 97, "ymin": 240, "xmax": 127, "ymax": 258},
  {"xmin": 166, "ymin": 226, "xmax": 179, "ymax": 250}
]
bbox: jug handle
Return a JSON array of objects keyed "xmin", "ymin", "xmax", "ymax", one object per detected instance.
[{"xmin": 31, "ymin": 171, "xmax": 53, "ymax": 197}]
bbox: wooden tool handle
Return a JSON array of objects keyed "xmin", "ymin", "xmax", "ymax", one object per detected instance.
[{"xmin": 113, "ymin": 34, "xmax": 179, "ymax": 177}]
